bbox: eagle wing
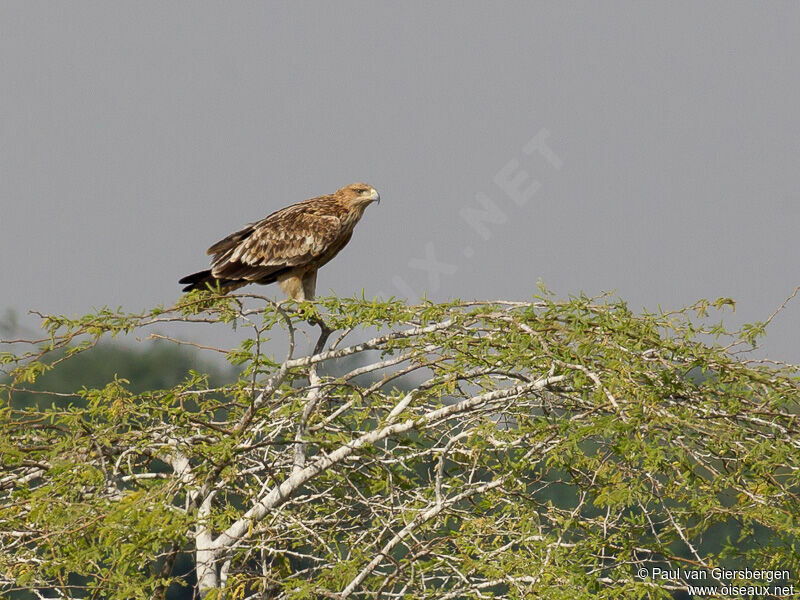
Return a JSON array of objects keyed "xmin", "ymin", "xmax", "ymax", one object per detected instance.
[{"xmin": 207, "ymin": 200, "xmax": 345, "ymax": 283}]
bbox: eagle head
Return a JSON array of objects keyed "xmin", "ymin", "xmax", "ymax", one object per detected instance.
[{"xmin": 338, "ymin": 182, "xmax": 380, "ymax": 206}]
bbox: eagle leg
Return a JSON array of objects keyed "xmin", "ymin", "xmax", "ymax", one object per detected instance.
[
  {"xmin": 301, "ymin": 270, "xmax": 317, "ymax": 301},
  {"xmin": 277, "ymin": 273, "xmax": 306, "ymax": 301}
]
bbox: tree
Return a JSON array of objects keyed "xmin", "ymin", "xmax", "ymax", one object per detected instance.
[{"xmin": 1, "ymin": 291, "xmax": 799, "ymax": 599}]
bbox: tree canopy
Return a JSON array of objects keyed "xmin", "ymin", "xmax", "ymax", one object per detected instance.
[{"xmin": 1, "ymin": 291, "xmax": 798, "ymax": 599}]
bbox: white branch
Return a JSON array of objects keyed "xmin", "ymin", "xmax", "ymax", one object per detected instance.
[{"xmin": 211, "ymin": 375, "xmax": 564, "ymax": 553}]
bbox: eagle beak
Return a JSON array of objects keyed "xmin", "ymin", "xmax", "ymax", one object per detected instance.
[{"xmin": 369, "ymin": 188, "xmax": 380, "ymax": 204}]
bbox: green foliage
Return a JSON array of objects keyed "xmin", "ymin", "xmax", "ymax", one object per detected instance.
[
  {"xmin": 1, "ymin": 290, "xmax": 798, "ymax": 599},
  {"xmin": 5, "ymin": 341, "xmax": 231, "ymax": 411}
]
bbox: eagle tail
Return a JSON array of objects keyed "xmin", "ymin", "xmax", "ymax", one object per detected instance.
[
  {"xmin": 179, "ymin": 269, "xmax": 218, "ymax": 292},
  {"xmin": 180, "ymin": 267, "xmax": 290, "ymax": 293}
]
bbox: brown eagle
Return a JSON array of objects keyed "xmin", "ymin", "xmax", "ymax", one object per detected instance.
[{"xmin": 179, "ymin": 182, "xmax": 380, "ymax": 300}]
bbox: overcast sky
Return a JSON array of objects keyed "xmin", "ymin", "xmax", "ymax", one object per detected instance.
[{"xmin": 1, "ymin": 3, "xmax": 799, "ymax": 360}]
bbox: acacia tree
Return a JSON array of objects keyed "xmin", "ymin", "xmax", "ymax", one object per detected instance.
[{"xmin": 1, "ymin": 291, "xmax": 799, "ymax": 599}]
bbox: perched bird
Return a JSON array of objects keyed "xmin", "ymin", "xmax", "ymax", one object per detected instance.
[{"xmin": 179, "ymin": 183, "xmax": 380, "ymax": 300}]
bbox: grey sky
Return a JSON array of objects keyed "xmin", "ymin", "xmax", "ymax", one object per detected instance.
[{"xmin": 1, "ymin": 3, "xmax": 799, "ymax": 359}]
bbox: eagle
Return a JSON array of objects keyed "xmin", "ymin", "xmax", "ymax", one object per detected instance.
[{"xmin": 179, "ymin": 183, "xmax": 380, "ymax": 300}]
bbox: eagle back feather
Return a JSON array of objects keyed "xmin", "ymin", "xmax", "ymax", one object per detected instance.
[{"xmin": 207, "ymin": 194, "xmax": 361, "ymax": 282}]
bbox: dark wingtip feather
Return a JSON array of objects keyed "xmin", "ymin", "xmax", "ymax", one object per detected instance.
[{"xmin": 179, "ymin": 269, "xmax": 213, "ymax": 291}]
